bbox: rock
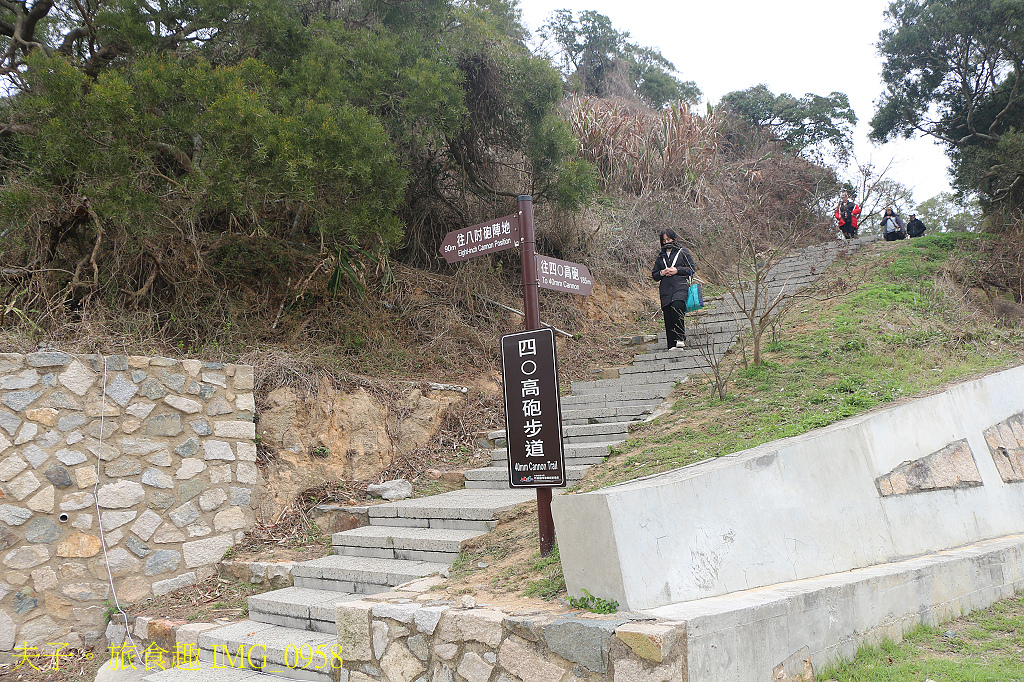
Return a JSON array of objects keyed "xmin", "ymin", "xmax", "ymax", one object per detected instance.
[
  {"xmin": 125, "ymin": 535, "xmax": 152, "ymax": 558},
  {"xmin": 213, "ymin": 506, "xmax": 246, "ymax": 532},
  {"xmin": 175, "ymin": 458, "xmax": 207, "ymax": 480},
  {"xmin": 140, "ymin": 378, "xmax": 168, "ymax": 400},
  {"xmin": 230, "ymin": 487, "xmax": 251, "ymax": 507},
  {"xmin": 62, "ymin": 582, "xmax": 109, "ymax": 601},
  {"xmin": 97, "ymin": 480, "xmax": 146, "ymax": 508},
  {"xmin": 160, "ymin": 370, "xmax": 187, "ymax": 392},
  {"xmin": 189, "ymin": 419, "xmax": 212, "ymax": 435},
  {"xmin": 0, "ymin": 504, "xmax": 32, "ymax": 525},
  {"xmin": 14, "ymin": 422, "xmax": 38, "ymax": 444},
  {"xmin": 169, "ymin": 502, "xmax": 200, "ymax": 527},
  {"xmin": 236, "ymin": 442, "xmax": 257, "ymax": 462},
  {"xmin": 382, "ymin": 642, "xmax": 426, "ymax": 682},
  {"xmin": 105, "ymin": 457, "xmax": 142, "ymax": 478},
  {"xmin": 425, "ymin": 469, "xmax": 442, "ymax": 480},
  {"xmin": 145, "ymin": 450, "xmax": 171, "ymax": 466},
  {"xmin": 175, "ymin": 437, "xmax": 200, "ymax": 457},
  {"xmin": 182, "ymin": 533, "xmax": 234, "ymax": 567},
  {"xmin": 1, "ymin": 370, "xmax": 40, "ymax": 390},
  {"xmin": 71, "ymin": 513, "xmax": 93, "ymax": 529},
  {"xmin": 56, "ymin": 532, "xmax": 103, "ymax": 558},
  {"xmin": 147, "ymin": 413, "xmax": 182, "ymax": 436},
  {"xmin": 202, "ymin": 440, "xmax": 235, "ymax": 461},
  {"xmin": 614, "ymin": 623, "xmax": 681, "ymax": 663},
  {"xmin": 414, "ymin": 606, "xmax": 449, "ymax": 635},
  {"xmin": 1, "ymin": 389, "xmax": 43, "ymax": 411},
  {"xmin": 186, "ymin": 520, "xmax": 212, "ymax": 537},
  {"xmin": 100, "ymin": 511, "xmax": 137, "ymax": 531},
  {"xmin": 147, "ymin": 491, "xmax": 176, "ymax": 510},
  {"xmin": 209, "ymin": 465, "xmax": 231, "ymax": 484},
  {"xmin": 105, "ymin": 373, "xmax": 139, "ymax": 406},
  {"xmin": 117, "ymin": 575, "xmax": 151, "ymax": 603},
  {"xmin": 6, "ymin": 470, "xmax": 42, "ymax": 500},
  {"xmin": 456, "ymin": 652, "xmax": 492, "ymax": 682},
  {"xmin": 0, "ymin": 609, "xmax": 14, "ymax": 650},
  {"xmin": 21, "ymin": 444, "xmax": 49, "ymax": 468},
  {"xmin": 25, "ymin": 409, "xmax": 57, "ymax": 425},
  {"xmin": 24, "ymin": 517, "xmax": 60, "ymax": 544},
  {"xmin": 152, "ymin": 571, "xmax": 196, "ymax": 597},
  {"xmin": 60, "ymin": 492, "xmax": 95, "ymax": 511},
  {"xmin": 88, "ymin": 548, "xmax": 141, "ymax": 578},
  {"xmin": 141, "ymin": 467, "xmax": 174, "ymax": 489},
  {"xmin": 26, "ymin": 351, "xmax": 72, "ymax": 367},
  {"xmin": 126, "ymin": 402, "xmax": 156, "ymax": 419},
  {"xmin": 152, "ymin": 523, "xmax": 186, "ymax": 544},
  {"xmin": 236, "ymin": 462, "xmax": 259, "ymax": 484},
  {"xmin": 56, "ymin": 449, "xmax": 87, "ymax": 466},
  {"xmin": 74, "ymin": 465, "xmax": 98, "ymax": 489},
  {"xmin": 83, "ymin": 437, "xmax": 119, "ymax": 461},
  {"xmin": 543, "ymin": 618, "xmax": 626, "ymax": 673},
  {"xmin": 144, "ymin": 550, "xmax": 181, "ymax": 575},
  {"xmin": 499, "ymin": 637, "xmax": 566, "ymax": 682},
  {"xmin": 367, "ymin": 479, "xmax": 413, "ymax": 501},
  {"xmin": 460, "ymin": 595, "xmax": 477, "ymax": 608},
  {"xmin": 3, "ymin": 545, "xmax": 50, "ymax": 569},
  {"xmin": 372, "ymin": 620, "xmax": 389, "ymax": 660},
  {"xmin": 131, "ymin": 509, "xmax": 163, "ymax": 541},
  {"xmin": 58, "ymin": 360, "xmax": 97, "ymax": 396},
  {"xmin": 0, "ymin": 525, "xmax": 20, "ymax": 550},
  {"xmin": 165, "ymin": 395, "xmax": 202, "ymax": 414},
  {"xmin": 198, "ymin": 488, "xmax": 227, "ymax": 512},
  {"xmin": 0, "ymin": 454, "xmax": 28, "ymax": 482},
  {"xmin": 212, "ymin": 421, "xmax": 255, "ymax": 439},
  {"xmin": 26, "ymin": 484, "xmax": 55, "ymax": 513},
  {"xmin": 44, "ymin": 464, "xmax": 73, "ymax": 488}
]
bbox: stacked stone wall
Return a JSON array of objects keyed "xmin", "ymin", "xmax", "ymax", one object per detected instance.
[{"xmin": 0, "ymin": 351, "xmax": 259, "ymax": 652}]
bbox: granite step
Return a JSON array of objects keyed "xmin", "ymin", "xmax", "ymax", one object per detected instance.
[
  {"xmin": 486, "ymin": 421, "xmax": 629, "ymax": 445},
  {"xmin": 569, "ymin": 377, "xmax": 676, "ymax": 395},
  {"xmin": 488, "ymin": 441, "xmax": 617, "ymax": 465},
  {"xmin": 248, "ymin": 586, "xmax": 359, "ymax": 633},
  {"xmin": 331, "ymin": 526, "xmax": 484, "ymax": 562},
  {"xmin": 196, "ymin": 620, "xmax": 341, "ymax": 682},
  {"xmin": 143, "ymin": 659, "xmax": 284, "ymax": 682},
  {"xmin": 292, "ymin": 555, "xmax": 448, "ymax": 593},
  {"xmin": 463, "ymin": 464, "xmax": 588, "ymax": 489}
]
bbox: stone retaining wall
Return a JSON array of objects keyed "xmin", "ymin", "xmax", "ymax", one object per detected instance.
[
  {"xmin": 337, "ymin": 591, "xmax": 684, "ymax": 682},
  {"xmin": 0, "ymin": 351, "xmax": 259, "ymax": 651}
]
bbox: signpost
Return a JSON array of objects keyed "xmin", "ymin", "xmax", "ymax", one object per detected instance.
[
  {"xmin": 439, "ymin": 214, "xmax": 520, "ymax": 264},
  {"xmin": 438, "ymin": 196, "xmax": 591, "ymax": 555},
  {"xmin": 536, "ymin": 254, "xmax": 594, "ymax": 297},
  {"xmin": 500, "ymin": 328, "xmax": 566, "ymax": 487}
]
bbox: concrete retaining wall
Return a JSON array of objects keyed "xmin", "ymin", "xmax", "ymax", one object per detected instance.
[
  {"xmin": 552, "ymin": 364, "xmax": 1024, "ymax": 611},
  {"xmin": 0, "ymin": 352, "xmax": 259, "ymax": 651}
]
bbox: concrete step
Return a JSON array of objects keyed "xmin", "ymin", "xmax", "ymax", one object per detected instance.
[
  {"xmin": 463, "ymin": 464, "xmax": 588, "ymax": 489},
  {"xmin": 293, "ymin": 555, "xmax": 447, "ymax": 593},
  {"xmin": 489, "ymin": 441, "xmax": 617, "ymax": 465},
  {"xmin": 562, "ymin": 405, "xmax": 652, "ymax": 425},
  {"xmin": 143, "ymin": 659, "xmax": 276, "ymax": 682},
  {"xmin": 486, "ymin": 421, "xmax": 629, "ymax": 445},
  {"xmin": 561, "ymin": 389, "xmax": 668, "ymax": 407},
  {"xmin": 248, "ymin": 586, "xmax": 359, "ymax": 633},
  {"xmin": 196, "ymin": 620, "xmax": 340, "ymax": 682},
  {"xmin": 569, "ymin": 378, "xmax": 675, "ymax": 395},
  {"xmin": 331, "ymin": 526, "xmax": 484, "ymax": 562}
]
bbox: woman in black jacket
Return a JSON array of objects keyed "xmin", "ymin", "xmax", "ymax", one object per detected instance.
[{"xmin": 652, "ymin": 229, "xmax": 696, "ymax": 349}]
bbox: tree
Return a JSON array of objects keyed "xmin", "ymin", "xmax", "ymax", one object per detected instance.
[
  {"xmin": 871, "ymin": 0, "xmax": 1024, "ymax": 218},
  {"xmin": 0, "ymin": 0, "xmax": 597, "ymax": 341},
  {"xmin": 690, "ymin": 147, "xmax": 837, "ymax": 366},
  {"xmin": 719, "ymin": 84, "xmax": 857, "ymax": 162},
  {"xmin": 915, "ymin": 192, "xmax": 983, "ymax": 232},
  {"xmin": 538, "ymin": 10, "xmax": 701, "ymax": 108}
]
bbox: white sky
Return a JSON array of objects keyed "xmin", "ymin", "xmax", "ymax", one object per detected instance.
[{"xmin": 517, "ymin": 0, "xmax": 954, "ymax": 206}]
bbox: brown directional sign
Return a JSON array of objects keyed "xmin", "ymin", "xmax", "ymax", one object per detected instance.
[
  {"xmin": 439, "ymin": 214, "xmax": 521, "ymax": 263},
  {"xmin": 500, "ymin": 328, "xmax": 566, "ymax": 488},
  {"xmin": 536, "ymin": 255, "xmax": 594, "ymax": 296}
]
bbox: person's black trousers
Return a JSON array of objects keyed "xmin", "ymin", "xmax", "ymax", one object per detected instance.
[{"xmin": 663, "ymin": 301, "xmax": 686, "ymax": 348}]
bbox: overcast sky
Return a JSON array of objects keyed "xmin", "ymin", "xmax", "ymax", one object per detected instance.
[{"xmin": 517, "ymin": 0, "xmax": 953, "ymax": 207}]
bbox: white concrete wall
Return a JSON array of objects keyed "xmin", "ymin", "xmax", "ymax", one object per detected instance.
[{"xmin": 552, "ymin": 365, "xmax": 1024, "ymax": 611}]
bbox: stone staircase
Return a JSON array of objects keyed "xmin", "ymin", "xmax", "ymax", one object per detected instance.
[{"xmin": 142, "ymin": 236, "xmax": 871, "ymax": 682}]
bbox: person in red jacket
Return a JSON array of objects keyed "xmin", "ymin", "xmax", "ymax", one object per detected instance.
[{"xmin": 834, "ymin": 191, "xmax": 861, "ymax": 239}]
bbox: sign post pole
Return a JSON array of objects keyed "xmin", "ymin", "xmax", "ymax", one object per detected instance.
[{"xmin": 518, "ymin": 195, "xmax": 555, "ymax": 557}]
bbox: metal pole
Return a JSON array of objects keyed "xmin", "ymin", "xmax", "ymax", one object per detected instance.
[{"xmin": 518, "ymin": 195, "xmax": 556, "ymax": 557}]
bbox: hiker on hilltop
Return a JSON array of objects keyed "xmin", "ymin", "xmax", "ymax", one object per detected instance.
[
  {"xmin": 834, "ymin": 191, "xmax": 860, "ymax": 240},
  {"xmin": 881, "ymin": 206, "xmax": 906, "ymax": 241},
  {"xmin": 652, "ymin": 228, "xmax": 696, "ymax": 350},
  {"xmin": 906, "ymin": 213, "xmax": 927, "ymax": 238}
]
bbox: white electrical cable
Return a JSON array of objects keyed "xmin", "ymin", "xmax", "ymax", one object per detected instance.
[{"xmin": 90, "ymin": 353, "xmax": 138, "ymax": 651}]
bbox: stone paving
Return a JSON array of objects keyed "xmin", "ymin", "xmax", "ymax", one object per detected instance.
[{"xmin": 138, "ymin": 236, "xmax": 872, "ymax": 682}]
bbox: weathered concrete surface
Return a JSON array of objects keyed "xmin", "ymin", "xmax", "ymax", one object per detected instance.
[
  {"xmin": 646, "ymin": 533, "xmax": 1024, "ymax": 682},
  {"xmin": 552, "ymin": 364, "xmax": 1024, "ymax": 610}
]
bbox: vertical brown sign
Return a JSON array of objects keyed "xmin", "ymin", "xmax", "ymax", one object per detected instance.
[{"xmin": 500, "ymin": 328, "xmax": 566, "ymax": 487}]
